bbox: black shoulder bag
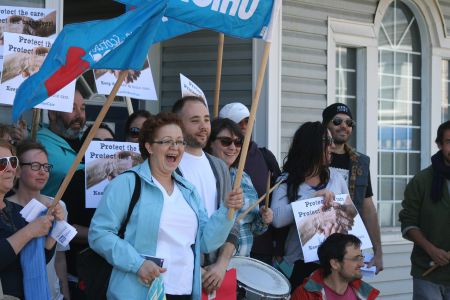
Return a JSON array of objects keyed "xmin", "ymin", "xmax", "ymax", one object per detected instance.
[{"xmin": 77, "ymin": 171, "xmax": 141, "ymax": 300}]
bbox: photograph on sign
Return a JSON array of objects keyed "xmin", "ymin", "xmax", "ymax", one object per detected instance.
[
  {"xmin": 85, "ymin": 141, "xmax": 142, "ymax": 208},
  {"xmin": 291, "ymin": 193, "xmax": 372, "ymax": 262}
]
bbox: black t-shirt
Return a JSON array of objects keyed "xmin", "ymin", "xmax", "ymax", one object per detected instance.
[
  {"xmin": 64, "ymin": 136, "xmax": 83, "ymax": 153},
  {"xmin": 330, "ymin": 152, "xmax": 373, "ymax": 198}
]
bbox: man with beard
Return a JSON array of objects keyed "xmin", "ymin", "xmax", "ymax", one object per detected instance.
[
  {"xmin": 399, "ymin": 120, "xmax": 450, "ymax": 299},
  {"xmin": 172, "ymin": 96, "xmax": 243, "ymax": 294},
  {"xmin": 38, "ymin": 87, "xmax": 86, "ymax": 197},
  {"xmin": 322, "ymin": 103, "xmax": 383, "ymax": 274},
  {"xmin": 291, "ymin": 233, "xmax": 380, "ymax": 300}
]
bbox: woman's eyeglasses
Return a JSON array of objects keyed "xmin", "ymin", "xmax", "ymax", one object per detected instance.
[
  {"xmin": 0, "ymin": 156, "xmax": 18, "ymax": 172},
  {"xmin": 152, "ymin": 139, "xmax": 187, "ymax": 147},
  {"xmin": 332, "ymin": 117, "xmax": 356, "ymax": 128},
  {"xmin": 128, "ymin": 127, "xmax": 140, "ymax": 139},
  {"xmin": 20, "ymin": 162, "xmax": 53, "ymax": 173},
  {"xmin": 216, "ymin": 137, "xmax": 243, "ymax": 148}
]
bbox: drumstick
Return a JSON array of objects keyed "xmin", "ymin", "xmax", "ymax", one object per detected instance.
[
  {"xmin": 264, "ymin": 171, "xmax": 271, "ymax": 210},
  {"xmin": 422, "ymin": 251, "xmax": 450, "ymax": 276},
  {"xmin": 237, "ymin": 181, "xmax": 282, "ymax": 223}
]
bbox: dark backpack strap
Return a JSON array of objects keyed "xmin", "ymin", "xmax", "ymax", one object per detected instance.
[{"xmin": 118, "ymin": 171, "xmax": 141, "ymax": 238}]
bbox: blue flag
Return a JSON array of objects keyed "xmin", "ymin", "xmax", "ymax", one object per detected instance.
[
  {"xmin": 12, "ymin": 0, "xmax": 166, "ymax": 121},
  {"xmin": 164, "ymin": 0, "xmax": 274, "ymax": 39}
]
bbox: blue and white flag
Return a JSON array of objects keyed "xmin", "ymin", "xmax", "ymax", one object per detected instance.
[{"xmin": 164, "ymin": 0, "xmax": 275, "ymax": 39}]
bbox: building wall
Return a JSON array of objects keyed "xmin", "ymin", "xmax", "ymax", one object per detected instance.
[{"xmin": 280, "ymin": 0, "xmax": 378, "ymax": 158}]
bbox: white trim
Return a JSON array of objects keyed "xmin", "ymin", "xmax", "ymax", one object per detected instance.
[{"xmin": 45, "ymin": 0, "xmax": 63, "ymax": 32}]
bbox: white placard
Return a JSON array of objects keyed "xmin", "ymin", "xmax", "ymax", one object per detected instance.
[
  {"xmin": 180, "ymin": 73, "xmax": 207, "ymax": 105},
  {"xmin": 94, "ymin": 58, "xmax": 157, "ymax": 100},
  {"xmin": 0, "ymin": 6, "xmax": 56, "ymax": 78},
  {"xmin": 291, "ymin": 194, "xmax": 372, "ymax": 263},
  {"xmin": 85, "ymin": 141, "xmax": 142, "ymax": 208},
  {"xmin": 0, "ymin": 32, "xmax": 75, "ymax": 111}
]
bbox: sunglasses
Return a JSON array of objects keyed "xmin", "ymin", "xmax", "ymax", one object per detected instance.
[
  {"xmin": 20, "ymin": 162, "xmax": 53, "ymax": 173},
  {"xmin": 0, "ymin": 156, "xmax": 19, "ymax": 173},
  {"xmin": 216, "ymin": 137, "xmax": 243, "ymax": 148},
  {"xmin": 128, "ymin": 127, "xmax": 140, "ymax": 139},
  {"xmin": 332, "ymin": 117, "xmax": 356, "ymax": 128},
  {"xmin": 93, "ymin": 138, "xmax": 114, "ymax": 141}
]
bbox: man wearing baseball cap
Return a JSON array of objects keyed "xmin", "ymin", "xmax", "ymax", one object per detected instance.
[
  {"xmin": 322, "ymin": 103, "xmax": 383, "ymax": 274},
  {"xmin": 219, "ymin": 102, "xmax": 286, "ymax": 266}
]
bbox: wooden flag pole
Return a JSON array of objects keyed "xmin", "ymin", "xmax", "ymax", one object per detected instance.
[
  {"xmin": 237, "ymin": 180, "xmax": 281, "ymax": 223},
  {"xmin": 125, "ymin": 96, "xmax": 134, "ymax": 115},
  {"xmin": 213, "ymin": 33, "xmax": 224, "ymax": 118},
  {"xmin": 49, "ymin": 70, "xmax": 128, "ymax": 209},
  {"xmin": 30, "ymin": 109, "xmax": 41, "ymax": 141},
  {"xmin": 227, "ymin": 41, "xmax": 272, "ymax": 219},
  {"xmin": 264, "ymin": 171, "xmax": 271, "ymax": 210}
]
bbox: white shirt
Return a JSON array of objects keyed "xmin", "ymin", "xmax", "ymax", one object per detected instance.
[
  {"xmin": 179, "ymin": 151, "xmax": 217, "ymax": 217},
  {"xmin": 152, "ymin": 178, "xmax": 198, "ymax": 295}
]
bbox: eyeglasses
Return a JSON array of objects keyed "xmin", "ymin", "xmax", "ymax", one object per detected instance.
[
  {"xmin": 152, "ymin": 139, "xmax": 187, "ymax": 147},
  {"xmin": 343, "ymin": 255, "xmax": 365, "ymax": 262},
  {"xmin": 216, "ymin": 137, "xmax": 243, "ymax": 148},
  {"xmin": 20, "ymin": 162, "xmax": 53, "ymax": 173},
  {"xmin": 322, "ymin": 136, "xmax": 334, "ymax": 146},
  {"xmin": 128, "ymin": 127, "xmax": 140, "ymax": 139},
  {"xmin": 332, "ymin": 117, "xmax": 356, "ymax": 128},
  {"xmin": 0, "ymin": 156, "xmax": 18, "ymax": 172},
  {"xmin": 93, "ymin": 138, "xmax": 114, "ymax": 141}
]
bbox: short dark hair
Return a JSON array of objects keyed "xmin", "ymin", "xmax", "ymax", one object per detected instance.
[
  {"xmin": 124, "ymin": 110, "xmax": 152, "ymax": 137},
  {"xmin": 0, "ymin": 124, "xmax": 11, "ymax": 140},
  {"xmin": 205, "ymin": 118, "xmax": 244, "ymax": 168},
  {"xmin": 81, "ymin": 123, "xmax": 116, "ymax": 144},
  {"xmin": 15, "ymin": 140, "xmax": 48, "ymax": 162},
  {"xmin": 435, "ymin": 120, "xmax": 450, "ymax": 145},
  {"xmin": 172, "ymin": 96, "xmax": 207, "ymax": 114},
  {"xmin": 0, "ymin": 140, "xmax": 15, "ymax": 156},
  {"xmin": 139, "ymin": 112, "xmax": 183, "ymax": 160},
  {"xmin": 318, "ymin": 233, "xmax": 362, "ymax": 277},
  {"xmin": 283, "ymin": 122, "xmax": 330, "ymax": 202}
]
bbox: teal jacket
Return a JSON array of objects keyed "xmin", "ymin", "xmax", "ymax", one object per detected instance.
[
  {"xmin": 89, "ymin": 160, "xmax": 235, "ymax": 299},
  {"xmin": 37, "ymin": 128, "xmax": 84, "ymax": 197}
]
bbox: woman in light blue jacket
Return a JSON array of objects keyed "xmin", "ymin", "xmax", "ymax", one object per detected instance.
[{"xmin": 89, "ymin": 112, "xmax": 238, "ymax": 300}]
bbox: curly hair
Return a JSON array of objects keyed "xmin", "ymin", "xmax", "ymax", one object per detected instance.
[{"xmin": 139, "ymin": 112, "xmax": 183, "ymax": 160}]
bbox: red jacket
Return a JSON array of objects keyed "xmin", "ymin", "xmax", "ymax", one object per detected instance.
[{"xmin": 292, "ymin": 269, "xmax": 380, "ymax": 300}]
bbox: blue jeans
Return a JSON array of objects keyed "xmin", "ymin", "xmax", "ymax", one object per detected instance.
[{"xmin": 413, "ymin": 278, "xmax": 450, "ymax": 300}]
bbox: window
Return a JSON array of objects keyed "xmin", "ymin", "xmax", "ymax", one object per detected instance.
[
  {"xmin": 377, "ymin": 0, "xmax": 421, "ymax": 227},
  {"xmin": 442, "ymin": 60, "xmax": 450, "ymax": 122},
  {"xmin": 335, "ymin": 47, "xmax": 357, "ymax": 147}
]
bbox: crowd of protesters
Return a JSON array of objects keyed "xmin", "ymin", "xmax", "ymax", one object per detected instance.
[{"xmin": 2, "ymin": 86, "xmax": 450, "ymax": 300}]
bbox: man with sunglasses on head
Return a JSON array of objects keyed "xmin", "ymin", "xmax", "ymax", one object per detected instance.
[
  {"xmin": 172, "ymin": 96, "xmax": 243, "ymax": 294},
  {"xmin": 37, "ymin": 85, "xmax": 86, "ymax": 197},
  {"xmin": 322, "ymin": 103, "xmax": 383, "ymax": 275},
  {"xmin": 291, "ymin": 233, "xmax": 380, "ymax": 300}
]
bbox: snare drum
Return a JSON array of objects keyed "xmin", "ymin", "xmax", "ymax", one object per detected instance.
[{"xmin": 228, "ymin": 256, "xmax": 291, "ymax": 299}]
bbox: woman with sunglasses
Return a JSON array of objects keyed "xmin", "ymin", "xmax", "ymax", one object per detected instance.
[
  {"xmin": 205, "ymin": 118, "xmax": 273, "ymax": 258},
  {"xmin": 7, "ymin": 141, "xmax": 67, "ymax": 300},
  {"xmin": 270, "ymin": 122, "xmax": 354, "ymax": 292},
  {"xmin": 89, "ymin": 113, "xmax": 237, "ymax": 299},
  {"xmin": 124, "ymin": 110, "xmax": 152, "ymax": 143},
  {"xmin": 0, "ymin": 141, "xmax": 60, "ymax": 299}
]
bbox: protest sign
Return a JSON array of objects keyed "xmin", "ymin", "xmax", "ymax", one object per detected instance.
[
  {"xmin": 94, "ymin": 58, "xmax": 157, "ymax": 100},
  {"xmin": 0, "ymin": 32, "xmax": 75, "ymax": 111},
  {"xmin": 291, "ymin": 194, "xmax": 372, "ymax": 262},
  {"xmin": 180, "ymin": 73, "xmax": 207, "ymax": 105},
  {"xmin": 0, "ymin": 6, "xmax": 56, "ymax": 77},
  {"xmin": 85, "ymin": 141, "xmax": 142, "ymax": 208}
]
